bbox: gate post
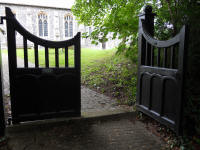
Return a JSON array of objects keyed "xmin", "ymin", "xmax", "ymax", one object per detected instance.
[
  {"xmin": 138, "ymin": 5, "xmax": 156, "ymax": 67},
  {"xmin": 142, "ymin": 5, "xmax": 155, "ymax": 66},
  {"xmin": 143, "ymin": 5, "xmax": 156, "ymax": 36},
  {"xmin": 0, "ymin": 24, "xmax": 5, "ymax": 138}
]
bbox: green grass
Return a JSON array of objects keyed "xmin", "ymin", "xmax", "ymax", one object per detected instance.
[
  {"xmin": 2, "ymin": 48, "xmax": 137, "ymax": 105},
  {"xmin": 81, "ymin": 53, "xmax": 137, "ymax": 106},
  {"xmin": 3, "ymin": 48, "xmax": 115, "ymax": 69}
]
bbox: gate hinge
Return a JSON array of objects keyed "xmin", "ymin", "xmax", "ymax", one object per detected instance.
[{"xmin": 0, "ymin": 16, "xmax": 6, "ymax": 24}]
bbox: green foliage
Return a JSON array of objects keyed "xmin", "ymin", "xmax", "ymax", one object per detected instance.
[
  {"xmin": 72, "ymin": 0, "xmax": 147, "ymax": 62},
  {"xmin": 72, "ymin": 0, "xmax": 200, "ymax": 148},
  {"xmin": 82, "ymin": 52, "xmax": 137, "ymax": 105},
  {"xmin": 72, "ymin": 0, "xmax": 199, "ymax": 61}
]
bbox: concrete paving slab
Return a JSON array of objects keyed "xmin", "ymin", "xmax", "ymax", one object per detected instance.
[{"xmin": 0, "ymin": 112, "xmax": 165, "ymax": 150}]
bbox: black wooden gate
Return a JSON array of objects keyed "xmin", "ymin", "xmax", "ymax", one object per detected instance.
[
  {"xmin": 0, "ymin": 17, "xmax": 5, "ymax": 137},
  {"xmin": 4, "ymin": 7, "xmax": 81, "ymax": 124},
  {"xmin": 136, "ymin": 6, "xmax": 188, "ymax": 135}
]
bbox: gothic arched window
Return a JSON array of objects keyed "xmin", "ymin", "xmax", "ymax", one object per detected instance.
[
  {"xmin": 64, "ymin": 14, "xmax": 73, "ymax": 37},
  {"xmin": 44, "ymin": 20, "xmax": 48, "ymax": 36},
  {"xmin": 39, "ymin": 19, "xmax": 43, "ymax": 36},
  {"xmin": 69, "ymin": 21, "xmax": 73, "ymax": 37},
  {"xmin": 65, "ymin": 21, "xmax": 68, "ymax": 37},
  {"xmin": 38, "ymin": 12, "xmax": 48, "ymax": 37}
]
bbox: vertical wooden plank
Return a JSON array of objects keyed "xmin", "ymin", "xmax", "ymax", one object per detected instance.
[
  {"xmin": 6, "ymin": 7, "xmax": 18, "ymax": 122},
  {"xmin": 65, "ymin": 47, "xmax": 68, "ymax": 68},
  {"xmin": 170, "ymin": 46, "xmax": 175, "ymax": 68},
  {"xmin": 148, "ymin": 76, "xmax": 153, "ymax": 110},
  {"xmin": 138, "ymin": 74, "xmax": 142, "ymax": 105},
  {"xmin": 74, "ymin": 32, "xmax": 81, "ymax": 115},
  {"xmin": 157, "ymin": 48, "xmax": 161, "ymax": 67},
  {"xmin": 159, "ymin": 79, "xmax": 165, "ymax": 116},
  {"xmin": 151, "ymin": 46, "xmax": 154, "ymax": 66},
  {"xmin": 55, "ymin": 48, "xmax": 59, "ymax": 67},
  {"xmin": 163, "ymin": 48, "xmax": 167, "ymax": 68},
  {"xmin": 0, "ymin": 90, "xmax": 5, "ymax": 137},
  {"xmin": 0, "ymin": 34, "xmax": 5, "ymax": 137},
  {"xmin": 145, "ymin": 41, "xmax": 148, "ymax": 65},
  {"xmin": 175, "ymin": 25, "xmax": 188, "ymax": 135},
  {"xmin": 141, "ymin": 36, "xmax": 146, "ymax": 65},
  {"xmin": 75, "ymin": 35, "xmax": 80, "ymax": 70},
  {"xmin": 23, "ymin": 37, "xmax": 28, "ymax": 68},
  {"xmin": 136, "ymin": 26, "xmax": 144, "ymax": 105},
  {"xmin": 45, "ymin": 46, "xmax": 49, "ymax": 68},
  {"xmin": 34, "ymin": 43, "xmax": 39, "ymax": 68}
]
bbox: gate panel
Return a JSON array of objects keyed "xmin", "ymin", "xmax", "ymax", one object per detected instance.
[
  {"xmin": 0, "ymin": 18, "xmax": 5, "ymax": 136},
  {"xmin": 136, "ymin": 6, "xmax": 188, "ymax": 135},
  {"xmin": 5, "ymin": 7, "xmax": 81, "ymax": 123}
]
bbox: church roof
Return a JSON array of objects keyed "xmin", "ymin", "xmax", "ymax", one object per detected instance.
[{"xmin": 0, "ymin": 0, "xmax": 74, "ymax": 10}]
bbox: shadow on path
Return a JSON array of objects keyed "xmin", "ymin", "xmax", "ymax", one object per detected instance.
[{"xmin": 1, "ymin": 112, "xmax": 164, "ymax": 150}]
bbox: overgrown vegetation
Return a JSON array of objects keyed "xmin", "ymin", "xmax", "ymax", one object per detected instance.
[
  {"xmin": 72, "ymin": 0, "xmax": 200, "ymax": 149},
  {"xmin": 82, "ymin": 52, "xmax": 137, "ymax": 106}
]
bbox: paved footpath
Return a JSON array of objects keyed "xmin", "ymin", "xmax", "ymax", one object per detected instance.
[
  {"xmin": 0, "ymin": 113, "xmax": 165, "ymax": 150},
  {"xmin": 0, "ymin": 53, "xmax": 166, "ymax": 150}
]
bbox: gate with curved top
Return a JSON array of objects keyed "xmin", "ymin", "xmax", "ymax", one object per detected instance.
[
  {"xmin": 136, "ymin": 6, "xmax": 188, "ymax": 135},
  {"xmin": 3, "ymin": 7, "xmax": 81, "ymax": 124}
]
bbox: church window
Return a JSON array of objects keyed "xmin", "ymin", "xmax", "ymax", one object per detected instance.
[
  {"xmin": 44, "ymin": 20, "xmax": 48, "ymax": 36},
  {"xmin": 64, "ymin": 14, "xmax": 73, "ymax": 37},
  {"xmin": 39, "ymin": 19, "xmax": 43, "ymax": 36},
  {"xmin": 38, "ymin": 12, "xmax": 48, "ymax": 37},
  {"xmin": 69, "ymin": 21, "xmax": 73, "ymax": 37},
  {"xmin": 65, "ymin": 22, "xmax": 68, "ymax": 37}
]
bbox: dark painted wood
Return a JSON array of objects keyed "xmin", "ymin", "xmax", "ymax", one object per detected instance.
[
  {"xmin": 170, "ymin": 46, "xmax": 175, "ymax": 68},
  {"xmin": 175, "ymin": 25, "xmax": 189, "ymax": 135},
  {"xmin": 145, "ymin": 41, "xmax": 148, "ymax": 65},
  {"xmin": 55, "ymin": 48, "xmax": 59, "ymax": 67},
  {"xmin": 65, "ymin": 47, "xmax": 68, "ymax": 67},
  {"xmin": 141, "ymin": 36, "xmax": 146, "ymax": 65},
  {"xmin": 6, "ymin": 7, "xmax": 18, "ymax": 123},
  {"xmin": 157, "ymin": 48, "xmax": 161, "ymax": 67},
  {"xmin": 163, "ymin": 48, "xmax": 167, "ymax": 67},
  {"xmin": 23, "ymin": 37, "xmax": 28, "ymax": 68},
  {"xmin": 136, "ymin": 14, "xmax": 145, "ymax": 106},
  {"xmin": 74, "ymin": 33, "xmax": 81, "ymax": 114},
  {"xmin": 0, "ymin": 30, "xmax": 5, "ymax": 137},
  {"xmin": 45, "ymin": 46, "xmax": 49, "ymax": 68},
  {"xmin": 136, "ymin": 5, "xmax": 188, "ymax": 135},
  {"xmin": 151, "ymin": 46, "xmax": 154, "ymax": 66},
  {"xmin": 34, "ymin": 43, "xmax": 39, "ymax": 68},
  {"xmin": 4, "ymin": 7, "xmax": 81, "ymax": 124}
]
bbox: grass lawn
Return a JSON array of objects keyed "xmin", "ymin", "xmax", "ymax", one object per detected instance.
[
  {"xmin": 9, "ymin": 48, "xmax": 115, "ymax": 68},
  {"xmin": 3, "ymin": 48, "xmax": 137, "ymax": 105}
]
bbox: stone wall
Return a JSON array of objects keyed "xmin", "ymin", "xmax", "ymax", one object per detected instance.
[{"xmin": 0, "ymin": 3, "xmax": 120, "ymax": 50}]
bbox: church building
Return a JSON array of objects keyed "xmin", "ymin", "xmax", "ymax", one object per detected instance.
[{"xmin": 0, "ymin": 0, "xmax": 120, "ymax": 50}]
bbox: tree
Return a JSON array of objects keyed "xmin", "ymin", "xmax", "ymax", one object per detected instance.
[
  {"xmin": 72, "ymin": 0, "xmax": 199, "ymax": 59},
  {"xmin": 72, "ymin": 0, "xmax": 200, "ymax": 144},
  {"xmin": 72, "ymin": 0, "xmax": 148, "ymax": 62}
]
